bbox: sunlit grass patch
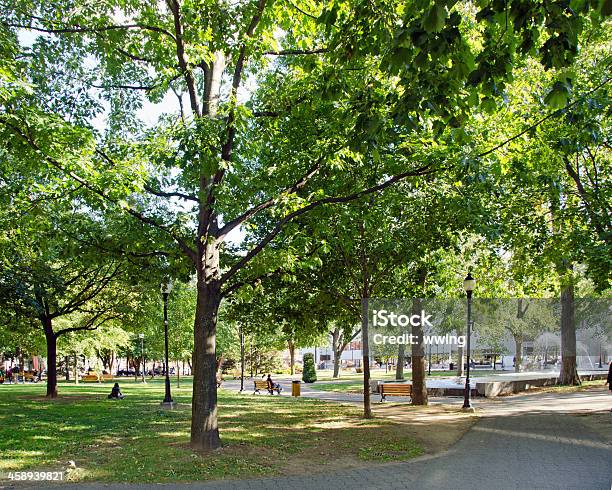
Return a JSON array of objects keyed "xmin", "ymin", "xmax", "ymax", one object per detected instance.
[
  {"xmin": 0, "ymin": 379, "xmax": 430, "ymax": 483},
  {"xmin": 358, "ymin": 438, "xmax": 424, "ymax": 462}
]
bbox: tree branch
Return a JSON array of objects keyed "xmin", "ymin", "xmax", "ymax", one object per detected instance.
[
  {"xmin": 3, "ymin": 21, "xmax": 175, "ymax": 39},
  {"xmin": 0, "ymin": 116, "xmax": 198, "ymax": 264},
  {"xmin": 220, "ymin": 0, "xmax": 268, "ymax": 165},
  {"xmin": 220, "ymin": 163, "xmax": 438, "ymax": 284},
  {"xmin": 264, "ymin": 48, "xmax": 327, "ymax": 56},
  {"xmin": 144, "ymin": 184, "xmax": 199, "ymax": 202},
  {"xmin": 166, "ymin": 0, "xmax": 201, "ymax": 117},
  {"xmin": 478, "ymin": 76, "xmax": 611, "ymax": 159},
  {"xmin": 218, "ymin": 158, "xmax": 323, "ymax": 237}
]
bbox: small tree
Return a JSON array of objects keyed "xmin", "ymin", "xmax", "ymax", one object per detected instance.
[{"xmin": 302, "ymin": 353, "xmax": 317, "ymax": 383}]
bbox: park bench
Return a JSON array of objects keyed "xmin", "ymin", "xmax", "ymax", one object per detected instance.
[
  {"xmin": 379, "ymin": 383, "xmax": 412, "ymax": 402},
  {"xmin": 82, "ymin": 374, "xmax": 99, "ymax": 382},
  {"xmin": 253, "ymin": 380, "xmax": 281, "ymax": 395},
  {"xmin": 100, "ymin": 374, "xmax": 113, "ymax": 382}
]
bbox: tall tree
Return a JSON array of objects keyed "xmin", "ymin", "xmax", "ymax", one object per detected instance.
[{"xmin": 2, "ymin": 0, "xmax": 603, "ymax": 448}]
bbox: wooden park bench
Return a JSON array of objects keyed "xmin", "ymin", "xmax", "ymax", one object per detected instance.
[
  {"xmin": 253, "ymin": 380, "xmax": 281, "ymax": 395},
  {"xmin": 100, "ymin": 374, "xmax": 113, "ymax": 382},
  {"xmin": 82, "ymin": 374, "xmax": 99, "ymax": 382},
  {"xmin": 379, "ymin": 383, "xmax": 412, "ymax": 402},
  {"xmin": 23, "ymin": 371, "xmax": 39, "ymax": 382}
]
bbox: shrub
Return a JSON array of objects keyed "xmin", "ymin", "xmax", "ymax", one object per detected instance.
[{"xmin": 302, "ymin": 353, "xmax": 317, "ymax": 383}]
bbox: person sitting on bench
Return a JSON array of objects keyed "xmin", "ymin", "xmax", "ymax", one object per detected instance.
[
  {"xmin": 266, "ymin": 374, "xmax": 282, "ymax": 394},
  {"xmin": 108, "ymin": 382, "xmax": 125, "ymax": 400}
]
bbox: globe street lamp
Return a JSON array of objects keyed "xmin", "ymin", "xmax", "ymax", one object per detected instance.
[
  {"xmin": 161, "ymin": 279, "xmax": 175, "ymax": 408},
  {"xmin": 138, "ymin": 333, "xmax": 145, "ymax": 383},
  {"xmin": 462, "ymin": 272, "xmax": 476, "ymax": 411}
]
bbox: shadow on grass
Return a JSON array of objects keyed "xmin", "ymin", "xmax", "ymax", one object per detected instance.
[{"xmin": 0, "ymin": 382, "xmax": 469, "ymax": 483}]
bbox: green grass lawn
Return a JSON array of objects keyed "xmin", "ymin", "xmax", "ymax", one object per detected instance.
[{"xmin": 0, "ymin": 379, "xmax": 423, "ymax": 483}]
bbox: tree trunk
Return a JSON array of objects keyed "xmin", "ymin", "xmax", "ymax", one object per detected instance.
[
  {"xmin": 411, "ymin": 269, "xmax": 428, "ymax": 405},
  {"xmin": 42, "ymin": 318, "xmax": 58, "ymax": 398},
  {"xmin": 177, "ymin": 360, "xmax": 180, "ymax": 388},
  {"xmin": 514, "ymin": 335, "xmax": 523, "ymax": 373},
  {"xmin": 361, "ymin": 297, "xmax": 372, "ymax": 418},
  {"xmin": 288, "ymin": 340, "xmax": 295, "ymax": 376},
  {"xmin": 559, "ymin": 281, "xmax": 581, "ymax": 385},
  {"xmin": 74, "ymin": 353, "xmax": 79, "ymax": 384},
  {"xmin": 396, "ymin": 343, "xmax": 405, "ymax": 380},
  {"xmin": 331, "ymin": 328, "xmax": 342, "ymax": 378},
  {"xmin": 190, "ymin": 244, "xmax": 222, "ymax": 451},
  {"xmin": 18, "ymin": 347, "xmax": 24, "ymax": 383},
  {"xmin": 65, "ymin": 355, "xmax": 70, "ymax": 381},
  {"xmin": 457, "ymin": 343, "xmax": 465, "ymax": 377},
  {"xmin": 411, "ymin": 298, "xmax": 428, "ymax": 405}
]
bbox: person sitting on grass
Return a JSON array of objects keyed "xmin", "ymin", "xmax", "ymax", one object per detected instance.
[
  {"xmin": 266, "ymin": 374, "xmax": 282, "ymax": 395},
  {"xmin": 108, "ymin": 382, "xmax": 125, "ymax": 400}
]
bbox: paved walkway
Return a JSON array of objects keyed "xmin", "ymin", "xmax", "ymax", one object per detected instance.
[{"xmin": 52, "ymin": 390, "xmax": 611, "ymax": 490}]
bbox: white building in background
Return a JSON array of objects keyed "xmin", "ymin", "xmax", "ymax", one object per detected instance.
[
  {"xmin": 300, "ymin": 339, "xmax": 363, "ymax": 370},
  {"xmin": 295, "ymin": 327, "xmax": 610, "ymax": 372}
]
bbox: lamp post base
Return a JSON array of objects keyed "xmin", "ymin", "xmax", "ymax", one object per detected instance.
[{"xmin": 160, "ymin": 401, "xmax": 176, "ymax": 410}]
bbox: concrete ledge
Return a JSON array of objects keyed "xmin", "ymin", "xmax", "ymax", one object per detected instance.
[{"xmin": 476, "ymin": 372, "xmax": 607, "ymax": 397}]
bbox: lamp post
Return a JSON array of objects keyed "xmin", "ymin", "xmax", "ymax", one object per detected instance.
[
  {"xmin": 462, "ymin": 272, "xmax": 476, "ymax": 411},
  {"xmin": 138, "ymin": 333, "xmax": 145, "ymax": 383},
  {"xmin": 161, "ymin": 279, "xmax": 175, "ymax": 408}
]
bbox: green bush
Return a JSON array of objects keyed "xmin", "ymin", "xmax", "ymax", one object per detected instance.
[{"xmin": 302, "ymin": 353, "xmax": 317, "ymax": 383}]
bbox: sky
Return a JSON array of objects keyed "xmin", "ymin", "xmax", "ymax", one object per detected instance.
[{"xmin": 16, "ymin": 28, "xmax": 247, "ymax": 247}]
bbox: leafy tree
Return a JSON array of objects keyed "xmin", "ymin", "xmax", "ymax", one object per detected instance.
[{"xmin": 2, "ymin": 0, "xmax": 604, "ymax": 448}]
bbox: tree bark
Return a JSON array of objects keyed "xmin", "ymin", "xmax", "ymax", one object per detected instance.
[
  {"xmin": 288, "ymin": 340, "xmax": 295, "ymax": 375},
  {"xmin": 396, "ymin": 343, "xmax": 405, "ymax": 380},
  {"xmin": 190, "ymin": 242, "xmax": 222, "ymax": 451},
  {"xmin": 74, "ymin": 353, "xmax": 79, "ymax": 384},
  {"xmin": 559, "ymin": 281, "xmax": 581, "ymax": 385},
  {"xmin": 331, "ymin": 328, "xmax": 342, "ymax": 378},
  {"xmin": 43, "ymin": 318, "xmax": 58, "ymax": 398},
  {"xmin": 361, "ymin": 297, "xmax": 372, "ymax": 418},
  {"xmin": 456, "ymin": 343, "xmax": 465, "ymax": 377},
  {"xmin": 411, "ymin": 298, "xmax": 428, "ymax": 405},
  {"xmin": 514, "ymin": 335, "xmax": 523, "ymax": 373},
  {"xmin": 411, "ymin": 269, "xmax": 428, "ymax": 405}
]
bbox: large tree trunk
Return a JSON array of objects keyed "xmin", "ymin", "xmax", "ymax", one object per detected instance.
[
  {"xmin": 331, "ymin": 328, "xmax": 342, "ymax": 378},
  {"xmin": 514, "ymin": 335, "xmax": 523, "ymax": 373},
  {"xmin": 333, "ymin": 352, "xmax": 341, "ymax": 378},
  {"xmin": 361, "ymin": 297, "xmax": 372, "ymax": 418},
  {"xmin": 411, "ymin": 298, "xmax": 428, "ymax": 405},
  {"xmin": 411, "ymin": 269, "xmax": 428, "ymax": 405},
  {"xmin": 288, "ymin": 340, "xmax": 295, "ymax": 376},
  {"xmin": 396, "ymin": 343, "xmax": 405, "ymax": 380},
  {"xmin": 190, "ymin": 244, "xmax": 222, "ymax": 451},
  {"xmin": 456, "ymin": 343, "xmax": 465, "ymax": 377},
  {"xmin": 43, "ymin": 318, "xmax": 57, "ymax": 398},
  {"xmin": 559, "ymin": 281, "xmax": 581, "ymax": 385}
]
